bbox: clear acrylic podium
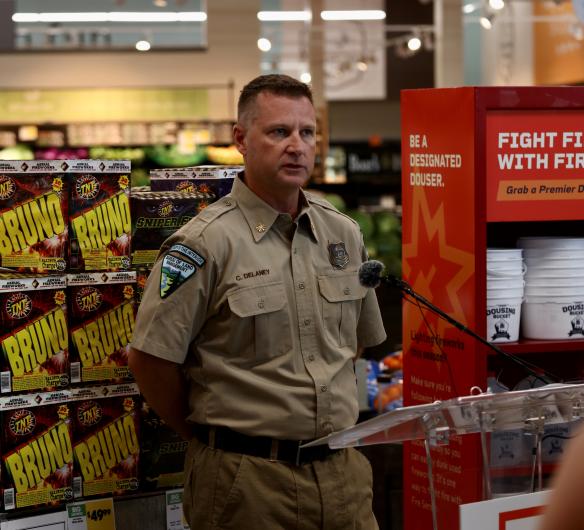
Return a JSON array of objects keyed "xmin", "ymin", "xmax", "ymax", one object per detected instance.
[{"xmin": 301, "ymin": 383, "xmax": 584, "ymax": 530}]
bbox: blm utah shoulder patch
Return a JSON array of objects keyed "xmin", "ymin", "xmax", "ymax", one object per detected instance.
[{"xmin": 160, "ymin": 255, "xmax": 196, "ymax": 298}]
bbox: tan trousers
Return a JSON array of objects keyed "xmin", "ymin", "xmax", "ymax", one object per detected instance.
[{"xmin": 183, "ymin": 437, "xmax": 379, "ymax": 530}]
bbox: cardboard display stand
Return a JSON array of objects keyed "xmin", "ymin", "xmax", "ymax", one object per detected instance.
[{"xmin": 400, "ymin": 87, "xmax": 584, "ymax": 530}]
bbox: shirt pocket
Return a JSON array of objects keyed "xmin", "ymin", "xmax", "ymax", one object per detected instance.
[
  {"xmin": 227, "ymin": 282, "xmax": 292, "ymax": 366},
  {"xmin": 318, "ymin": 272, "xmax": 368, "ymax": 349}
]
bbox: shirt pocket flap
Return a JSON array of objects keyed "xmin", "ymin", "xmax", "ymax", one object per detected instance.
[
  {"xmin": 228, "ymin": 283, "xmax": 287, "ymax": 317},
  {"xmin": 318, "ymin": 273, "xmax": 368, "ymax": 303}
]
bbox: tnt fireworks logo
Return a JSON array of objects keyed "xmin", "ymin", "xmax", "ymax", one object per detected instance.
[
  {"xmin": 9, "ymin": 410, "xmax": 36, "ymax": 436},
  {"xmin": 75, "ymin": 174, "xmax": 100, "ymax": 200},
  {"xmin": 6, "ymin": 293, "xmax": 32, "ymax": 320},
  {"xmin": 0, "ymin": 175, "xmax": 16, "ymax": 200},
  {"xmin": 158, "ymin": 200, "xmax": 174, "ymax": 217},
  {"xmin": 176, "ymin": 181, "xmax": 196, "ymax": 193},
  {"xmin": 77, "ymin": 401, "xmax": 102, "ymax": 427},
  {"xmin": 76, "ymin": 286, "xmax": 102, "ymax": 312}
]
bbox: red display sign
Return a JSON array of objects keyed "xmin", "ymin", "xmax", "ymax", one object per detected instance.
[
  {"xmin": 402, "ymin": 87, "xmax": 483, "ymax": 530},
  {"xmin": 487, "ymin": 110, "xmax": 584, "ymax": 221}
]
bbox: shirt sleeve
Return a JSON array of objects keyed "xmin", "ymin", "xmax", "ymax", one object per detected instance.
[
  {"xmin": 131, "ymin": 232, "xmax": 214, "ymax": 364},
  {"xmin": 356, "ymin": 236, "xmax": 387, "ymax": 348}
]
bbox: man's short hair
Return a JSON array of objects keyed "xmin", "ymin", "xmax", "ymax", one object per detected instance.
[{"xmin": 237, "ymin": 74, "xmax": 313, "ymax": 124}]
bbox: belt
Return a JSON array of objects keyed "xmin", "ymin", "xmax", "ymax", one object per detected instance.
[{"xmin": 192, "ymin": 424, "xmax": 340, "ymax": 466}]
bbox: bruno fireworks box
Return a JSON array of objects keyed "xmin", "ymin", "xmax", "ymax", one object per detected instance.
[
  {"xmin": 70, "ymin": 383, "xmax": 140, "ymax": 499},
  {"xmin": 67, "ymin": 160, "xmax": 131, "ymax": 272},
  {"xmin": 131, "ymin": 190, "xmax": 213, "ymax": 267},
  {"xmin": 0, "ymin": 274, "xmax": 69, "ymax": 394},
  {"xmin": 140, "ymin": 400, "xmax": 187, "ymax": 491},
  {"xmin": 1, "ymin": 390, "xmax": 73, "ymax": 510},
  {"xmin": 0, "ymin": 160, "xmax": 68, "ymax": 273},
  {"xmin": 67, "ymin": 271, "xmax": 136, "ymax": 385}
]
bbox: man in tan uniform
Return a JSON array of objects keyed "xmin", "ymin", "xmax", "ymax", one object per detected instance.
[{"xmin": 129, "ymin": 74, "xmax": 386, "ymax": 529}]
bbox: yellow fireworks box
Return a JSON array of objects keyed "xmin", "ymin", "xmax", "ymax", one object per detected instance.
[
  {"xmin": 0, "ymin": 160, "xmax": 68, "ymax": 273},
  {"xmin": 67, "ymin": 271, "xmax": 136, "ymax": 384},
  {"xmin": 1, "ymin": 390, "xmax": 73, "ymax": 510},
  {"xmin": 71, "ymin": 383, "xmax": 140, "ymax": 499},
  {"xmin": 67, "ymin": 160, "xmax": 131, "ymax": 272},
  {"xmin": 0, "ymin": 274, "xmax": 69, "ymax": 394}
]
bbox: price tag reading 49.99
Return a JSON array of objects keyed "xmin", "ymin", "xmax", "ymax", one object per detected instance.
[{"xmin": 67, "ymin": 498, "xmax": 116, "ymax": 530}]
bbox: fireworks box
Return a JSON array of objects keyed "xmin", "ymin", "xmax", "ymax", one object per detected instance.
[
  {"xmin": 71, "ymin": 383, "xmax": 141, "ymax": 499},
  {"xmin": 135, "ymin": 267, "xmax": 151, "ymax": 306},
  {"xmin": 0, "ymin": 160, "xmax": 68, "ymax": 273},
  {"xmin": 0, "ymin": 274, "xmax": 69, "ymax": 394},
  {"xmin": 67, "ymin": 271, "xmax": 136, "ymax": 385},
  {"xmin": 140, "ymin": 400, "xmax": 187, "ymax": 491},
  {"xmin": 131, "ymin": 190, "xmax": 213, "ymax": 267},
  {"xmin": 67, "ymin": 160, "xmax": 132, "ymax": 272},
  {"xmin": 0, "ymin": 390, "xmax": 73, "ymax": 510},
  {"xmin": 150, "ymin": 165, "xmax": 240, "ymax": 199}
]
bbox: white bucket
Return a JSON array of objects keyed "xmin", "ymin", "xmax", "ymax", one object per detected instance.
[
  {"xmin": 517, "ymin": 237, "xmax": 584, "ymax": 250},
  {"xmin": 526, "ymin": 276, "xmax": 584, "ymax": 287},
  {"xmin": 525, "ymin": 285, "xmax": 584, "ymax": 297},
  {"xmin": 523, "ymin": 248, "xmax": 584, "ymax": 259},
  {"xmin": 486, "ymin": 298, "xmax": 522, "ymax": 342},
  {"xmin": 487, "ymin": 287, "xmax": 524, "ymax": 299},
  {"xmin": 526, "ymin": 267, "xmax": 584, "ymax": 279},
  {"xmin": 487, "ymin": 258, "xmax": 525, "ymax": 273},
  {"xmin": 487, "ymin": 277, "xmax": 525, "ymax": 289},
  {"xmin": 522, "ymin": 298, "xmax": 584, "ymax": 340},
  {"xmin": 525, "ymin": 257, "xmax": 584, "ymax": 269},
  {"xmin": 487, "ymin": 248, "xmax": 523, "ymax": 260}
]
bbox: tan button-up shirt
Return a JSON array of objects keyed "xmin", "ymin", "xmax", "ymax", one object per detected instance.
[{"xmin": 132, "ymin": 176, "xmax": 386, "ymax": 440}]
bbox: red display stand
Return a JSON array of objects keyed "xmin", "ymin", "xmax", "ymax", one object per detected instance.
[{"xmin": 401, "ymin": 87, "xmax": 584, "ymax": 530}]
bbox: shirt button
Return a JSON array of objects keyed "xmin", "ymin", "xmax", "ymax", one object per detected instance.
[
  {"xmin": 308, "ymin": 354, "xmax": 315, "ymax": 362},
  {"xmin": 298, "ymin": 282, "xmax": 305, "ymax": 290},
  {"xmin": 304, "ymin": 318, "xmax": 311, "ymax": 326},
  {"xmin": 258, "ymin": 301, "xmax": 265, "ymax": 309},
  {"xmin": 225, "ymin": 200, "xmax": 232, "ymax": 206},
  {"xmin": 344, "ymin": 287, "xmax": 351, "ymax": 295},
  {"xmin": 320, "ymin": 385, "xmax": 328, "ymax": 393}
]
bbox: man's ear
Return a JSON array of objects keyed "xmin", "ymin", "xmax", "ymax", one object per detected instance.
[{"xmin": 233, "ymin": 123, "xmax": 246, "ymax": 156}]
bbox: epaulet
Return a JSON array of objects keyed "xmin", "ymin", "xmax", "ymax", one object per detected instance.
[
  {"xmin": 188, "ymin": 195, "xmax": 238, "ymax": 237},
  {"xmin": 305, "ymin": 191, "xmax": 359, "ymax": 226}
]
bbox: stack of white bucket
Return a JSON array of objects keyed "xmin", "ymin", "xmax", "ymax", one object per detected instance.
[
  {"xmin": 486, "ymin": 249, "xmax": 525, "ymax": 342},
  {"xmin": 518, "ymin": 237, "xmax": 584, "ymax": 340}
]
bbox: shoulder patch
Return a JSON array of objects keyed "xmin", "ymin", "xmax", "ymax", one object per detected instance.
[
  {"xmin": 169, "ymin": 244, "xmax": 206, "ymax": 268},
  {"xmin": 160, "ymin": 255, "xmax": 196, "ymax": 298}
]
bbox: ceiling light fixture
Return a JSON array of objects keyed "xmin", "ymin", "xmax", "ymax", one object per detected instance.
[
  {"xmin": 257, "ymin": 11, "xmax": 311, "ymax": 22},
  {"xmin": 488, "ymin": 0, "xmax": 505, "ymax": 10},
  {"xmin": 135, "ymin": 39, "xmax": 151, "ymax": 51},
  {"xmin": 480, "ymin": 14, "xmax": 494, "ymax": 29},
  {"xmin": 407, "ymin": 36, "xmax": 422, "ymax": 51},
  {"xmin": 300, "ymin": 72, "xmax": 312, "ymax": 84},
  {"xmin": 257, "ymin": 37, "xmax": 272, "ymax": 52},
  {"xmin": 320, "ymin": 10, "xmax": 386, "ymax": 21},
  {"xmin": 463, "ymin": 4, "xmax": 477, "ymax": 14},
  {"xmin": 12, "ymin": 11, "xmax": 207, "ymax": 23}
]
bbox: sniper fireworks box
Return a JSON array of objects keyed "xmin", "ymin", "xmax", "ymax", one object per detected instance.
[
  {"xmin": 150, "ymin": 165, "xmax": 240, "ymax": 199},
  {"xmin": 140, "ymin": 400, "xmax": 187, "ymax": 491},
  {"xmin": 0, "ymin": 274, "xmax": 69, "ymax": 394},
  {"xmin": 68, "ymin": 271, "xmax": 136, "ymax": 384},
  {"xmin": 0, "ymin": 160, "xmax": 68, "ymax": 273},
  {"xmin": 131, "ymin": 190, "xmax": 213, "ymax": 267},
  {"xmin": 71, "ymin": 384, "xmax": 140, "ymax": 499},
  {"xmin": 67, "ymin": 160, "xmax": 132, "ymax": 272},
  {"xmin": 1, "ymin": 390, "xmax": 73, "ymax": 510}
]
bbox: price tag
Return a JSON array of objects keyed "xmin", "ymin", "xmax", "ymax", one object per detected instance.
[
  {"xmin": 67, "ymin": 498, "xmax": 116, "ymax": 530},
  {"xmin": 166, "ymin": 489, "xmax": 190, "ymax": 530}
]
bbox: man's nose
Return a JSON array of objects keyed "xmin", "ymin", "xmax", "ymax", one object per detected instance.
[{"xmin": 286, "ymin": 131, "xmax": 303, "ymax": 153}]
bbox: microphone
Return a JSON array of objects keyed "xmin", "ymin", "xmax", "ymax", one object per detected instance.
[{"xmin": 358, "ymin": 261, "xmax": 560, "ymax": 384}]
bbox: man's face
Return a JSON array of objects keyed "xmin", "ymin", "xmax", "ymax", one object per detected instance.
[{"xmin": 234, "ymin": 91, "xmax": 316, "ymax": 195}]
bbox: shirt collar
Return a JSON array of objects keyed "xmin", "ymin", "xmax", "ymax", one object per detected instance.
[{"xmin": 230, "ymin": 175, "xmax": 319, "ymax": 243}]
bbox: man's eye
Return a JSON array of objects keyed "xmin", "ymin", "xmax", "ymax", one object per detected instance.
[
  {"xmin": 272, "ymin": 128, "xmax": 287, "ymax": 136},
  {"xmin": 302, "ymin": 129, "xmax": 315, "ymax": 138}
]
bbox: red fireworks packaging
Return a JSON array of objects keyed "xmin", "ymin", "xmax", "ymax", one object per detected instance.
[
  {"xmin": 67, "ymin": 271, "xmax": 136, "ymax": 385},
  {"xmin": 0, "ymin": 160, "xmax": 68, "ymax": 273},
  {"xmin": 140, "ymin": 400, "xmax": 187, "ymax": 491},
  {"xmin": 0, "ymin": 274, "xmax": 69, "ymax": 394},
  {"xmin": 131, "ymin": 190, "xmax": 213, "ymax": 267},
  {"xmin": 1, "ymin": 390, "xmax": 73, "ymax": 510},
  {"xmin": 67, "ymin": 160, "xmax": 131, "ymax": 272},
  {"xmin": 135, "ymin": 267, "xmax": 151, "ymax": 306},
  {"xmin": 71, "ymin": 383, "xmax": 140, "ymax": 499}
]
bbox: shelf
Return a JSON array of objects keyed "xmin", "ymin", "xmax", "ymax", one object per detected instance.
[{"xmin": 492, "ymin": 339, "xmax": 584, "ymax": 355}]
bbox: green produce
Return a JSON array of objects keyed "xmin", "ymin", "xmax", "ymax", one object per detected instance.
[
  {"xmin": 323, "ymin": 193, "xmax": 347, "ymax": 212},
  {"xmin": 145, "ymin": 144, "xmax": 207, "ymax": 167},
  {"xmin": 347, "ymin": 209, "xmax": 375, "ymax": 240}
]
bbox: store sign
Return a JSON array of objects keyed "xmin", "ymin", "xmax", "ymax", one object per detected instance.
[
  {"xmin": 334, "ymin": 141, "xmax": 401, "ymax": 185},
  {"xmin": 0, "ymin": 88, "xmax": 209, "ymax": 123},
  {"xmin": 460, "ymin": 490, "xmax": 549, "ymax": 530},
  {"xmin": 486, "ymin": 110, "xmax": 584, "ymax": 222}
]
